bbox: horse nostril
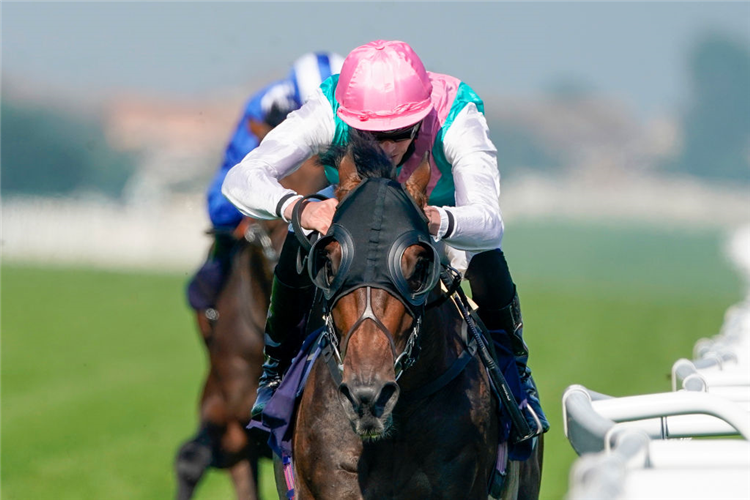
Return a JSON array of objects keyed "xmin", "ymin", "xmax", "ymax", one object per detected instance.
[
  {"xmin": 374, "ymin": 382, "xmax": 399, "ymax": 415},
  {"xmin": 339, "ymin": 383, "xmax": 378, "ymax": 409},
  {"xmin": 378, "ymin": 382, "xmax": 398, "ymax": 405}
]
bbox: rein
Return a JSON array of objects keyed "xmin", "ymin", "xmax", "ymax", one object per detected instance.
[{"xmin": 424, "ymin": 264, "xmax": 462, "ymax": 310}]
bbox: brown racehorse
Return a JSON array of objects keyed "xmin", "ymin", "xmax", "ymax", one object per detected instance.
[
  {"xmin": 281, "ymin": 136, "xmax": 543, "ymax": 499},
  {"xmin": 176, "ymin": 158, "xmax": 328, "ymax": 500}
]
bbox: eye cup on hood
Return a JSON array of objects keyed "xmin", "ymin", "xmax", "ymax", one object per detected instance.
[
  {"xmin": 308, "ymin": 226, "xmax": 354, "ymax": 300},
  {"xmin": 388, "ymin": 231, "xmax": 441, "ymax": 306},
  {"xmin": 404, "ymin": 245, "xmax": 437, "ymax": 292}
]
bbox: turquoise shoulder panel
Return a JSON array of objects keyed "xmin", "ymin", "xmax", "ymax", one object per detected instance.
[{"xmin": 320, "ymin": 75, "xmax": 349, "ymax": 184}]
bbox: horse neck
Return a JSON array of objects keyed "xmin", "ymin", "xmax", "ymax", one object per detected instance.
[
  {"xmin": 224, "ymin": 241, "xmax": 274, "ymax": 327},
  {"xmin": 239, "ymin": 241, "xmax": 274, "ymax": 295},
  {"xmin": 236, "ymin": 219, "xmax": 286, "ymax": 288}
]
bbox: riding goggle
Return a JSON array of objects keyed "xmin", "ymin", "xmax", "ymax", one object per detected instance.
[{"xmin": 368, "ymin": 121, "xmax": 421, "ymax": 143}]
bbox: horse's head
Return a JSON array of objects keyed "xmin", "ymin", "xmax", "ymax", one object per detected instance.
[{"xmin": 308, "ymin": 132, "xmax": 440, "ymax": 440}]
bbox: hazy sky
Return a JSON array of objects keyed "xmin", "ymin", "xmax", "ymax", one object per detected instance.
[{"xmin": 3, "ymin": 2, "xmax": 749, "ymax": 120}]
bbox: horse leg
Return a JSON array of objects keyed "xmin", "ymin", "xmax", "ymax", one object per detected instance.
[
  {"xmin": 228, "ymin": 445, "xmax": 264, "ymax": 500},
  {"xmin": 175, "ymin": 368, "xmax": 227, "ymax": 500},
  {"xmin": 228, "ymin": 460, "xmax": 255, "ymax": 500},
  {"xmin": 175, "ymin": 420, "xmax": 227, "ymax": 500},
  {"xmin": 223, "ymin": 419, "xmax": 259, "ymax": 500}
]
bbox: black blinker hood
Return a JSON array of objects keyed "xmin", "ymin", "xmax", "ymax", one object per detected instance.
[{"xmin": 308, "ymin": 177, "xmax": 439, "ymax": 312}]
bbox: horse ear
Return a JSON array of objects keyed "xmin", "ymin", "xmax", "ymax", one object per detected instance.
[
  {"xmin": 338, "ymin": 152, "xmax": 360, "ymax": 186},
  {"xmin": 405, "ymin": 151, "xmax": 431, "ymax": 201},
  {"xmin": 335, "ymin": 150, "xmax": 361, "ymax": 199}
]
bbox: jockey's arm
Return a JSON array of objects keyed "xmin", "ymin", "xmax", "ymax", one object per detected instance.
[
  {"xmin": 435, "ymin": 103, "xmax": 504, "ymax": 251},
  {"xmin": 222, "ymin": 89, "xmax": 335, "ymax": 222}
]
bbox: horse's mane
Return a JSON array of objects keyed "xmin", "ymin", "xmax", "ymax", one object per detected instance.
[{"xmin": 319, "ymin": 130, "xmax": 397, "ymax": 198}]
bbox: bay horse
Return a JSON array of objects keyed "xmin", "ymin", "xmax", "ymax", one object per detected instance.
[
  {"xmin": 282, "ymin": 135, "xmax": 543, "ymax": 499},
  {"xmin": 175, "ymin": 158, "xmax": 328, "ymax": 500}
]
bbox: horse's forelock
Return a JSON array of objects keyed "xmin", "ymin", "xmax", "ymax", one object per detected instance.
[
  {"xmin": 348, "ymin": 129, "xmax": 396, "ymax": 181},
  {"xmin": 321, "ymin": 130, "xmax": 397, "ymax": 200}
]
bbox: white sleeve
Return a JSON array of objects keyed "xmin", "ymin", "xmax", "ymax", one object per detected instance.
[
  {"xmin": 440, "ymin": 103, "xmax": 504, "ymax": 251},
  {"xmin": 222, "ymin": 89, "xmax": 335, "ymax": 220}
]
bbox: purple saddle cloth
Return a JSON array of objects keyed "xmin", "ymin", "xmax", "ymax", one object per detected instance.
[{"xmin": 247, "ymin": 328, "xmax": 325, "ymax": 458}]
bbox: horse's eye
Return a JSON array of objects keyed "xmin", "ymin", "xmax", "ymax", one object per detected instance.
[
  {"xmin": 325, "ymin": 257, "xmax": 335, "ymax": 286},
  {"xmin": 406, "ymin": 256, "xmax": 429, "ymax": 291}
]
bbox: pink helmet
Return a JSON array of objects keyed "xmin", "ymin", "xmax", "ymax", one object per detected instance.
[{"xmin": 335, "ymin": 40, "xmax": 433, "ymax": 132}]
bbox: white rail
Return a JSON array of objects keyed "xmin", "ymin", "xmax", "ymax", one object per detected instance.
[{"xmin": 564, "ymin": 224, "xmax": 750, "ymax": 499}]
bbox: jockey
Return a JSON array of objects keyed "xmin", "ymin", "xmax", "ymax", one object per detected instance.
[
  {"xmin": 186, "ymin": 51, "xmax": 344, "ymax": 322},
  {"xmin": 222, "ymin": 40, "xmax": 549, "ymax": 435}
]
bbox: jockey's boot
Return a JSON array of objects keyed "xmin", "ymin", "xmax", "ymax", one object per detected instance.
[
  {"xmin": 482, "ymin": 292, "xmax": 550, "ymax": 435},
  {"xmin": 466, "ymin": 250, "xmax": 550, "ymax": 437},
  {"xmin": 251, "ymin": 233, "xmax": 315, "ymax": 419}
]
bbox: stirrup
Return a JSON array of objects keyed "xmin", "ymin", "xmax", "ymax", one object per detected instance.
[{"xmin": 522, "ymin": 405, "xmax": 545, "ymax": 439}]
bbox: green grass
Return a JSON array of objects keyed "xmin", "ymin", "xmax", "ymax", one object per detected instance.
[{"xmin": 1, "ymin": 220, "xmax": 742, "ymax": 499}]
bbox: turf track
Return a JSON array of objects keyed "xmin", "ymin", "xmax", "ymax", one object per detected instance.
[{"xmin": 1, "ymin": 220, "xmax": 741, "ymax": 499}]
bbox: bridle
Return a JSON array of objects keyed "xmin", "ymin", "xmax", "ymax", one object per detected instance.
[
  {"xmin": 292, "ymin": 178, "xmax": 439, "ymax": 385},
  {"xmin": 243, "ymin": 220, "xmax": 279, "ymax": 269},
  {"xmin": 320, "ymin": 286, "xmax": 423, "ymax": 384}
]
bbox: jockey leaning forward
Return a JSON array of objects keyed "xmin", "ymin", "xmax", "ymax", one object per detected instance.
[
  {"xmin": 222, "ymin": 40, "xmax": 549, "ymax": 436},
  {"xmin": 186, "ymin": 51, "xmax": 344, "ymax": 327}
]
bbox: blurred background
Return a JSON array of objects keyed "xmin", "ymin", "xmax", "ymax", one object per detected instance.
[{"xmin": 2, "ymin": 2, "xmax": 748, "ymax": 499}]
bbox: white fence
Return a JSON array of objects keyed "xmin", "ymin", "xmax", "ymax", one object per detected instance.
[
  {"xmin": 2, "ymin": 173, "xmax": 748, "ymax": 274},
  {"xmin": 1, "ymin": 195, "xmax": 210, "ymax": 273},
  {"xmin": 562, "ymin": 226, "xmax": 750, "ymax": 499}
]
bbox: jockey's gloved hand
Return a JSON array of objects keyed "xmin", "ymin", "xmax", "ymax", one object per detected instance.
[
  {"xmin": 284, "ymin": 197, "xmax": 339, "ymax": 234},
  {"xmin": 423, "ymin": 206, "xmax": 442, "ymax": 237}
]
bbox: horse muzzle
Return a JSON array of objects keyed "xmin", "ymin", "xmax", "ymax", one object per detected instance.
[{"xmin": 338, "ymin": 380, "xmax": 400, "ymax": 440}]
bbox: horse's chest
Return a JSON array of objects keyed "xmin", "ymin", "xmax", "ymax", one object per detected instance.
[
  {"xmin": 360, "ymin": 441, "xmax": 484, "ymax": 499},
  {"xmin": 296, "ymin": 419, "xmax": 489, "ymax": 500}
]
